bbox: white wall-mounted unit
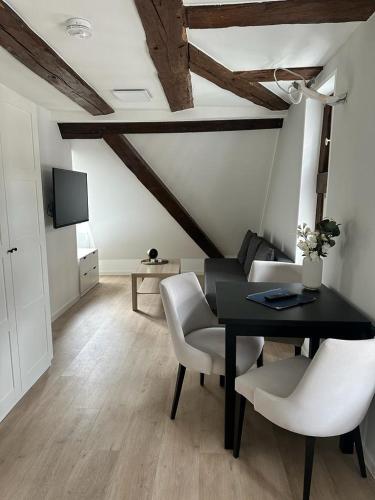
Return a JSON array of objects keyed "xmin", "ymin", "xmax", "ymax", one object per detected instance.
[
  {"xmin": 78, "ymin": 248, "xmax": 99, "ymax": 296},
  {"xmin": 0, "ymin": 83, "xmax": 52, "ymax": 422}
]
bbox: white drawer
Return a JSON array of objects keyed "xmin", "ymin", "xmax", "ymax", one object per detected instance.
[
  {"xmin": 90, "ymin": 251, "xmax": 98, "ymax": 270},
  {"xmin": 80, "ymin": 251, "xmax": 98, "ymax": 276},
  {"xmin": 78, "ymin": 249, "xmax": 99, "ymax": 294},
  {"xmin": 80, "ymin": 267, "xmax": 99, "ymax": 295},
  {"xmin": 79, "ymin": 254, "xmax": 92, "ymax": 275},
  {"xmin": 80, "ymin": 272, "xmax": 91, "ymax": 294},
  {"xmin": 91, "ymin": 262, "xmax": 98, "ymax": 276},
  {"xmin": 89, "ymin": 268, "xmax": 99, "ymax": 288}
]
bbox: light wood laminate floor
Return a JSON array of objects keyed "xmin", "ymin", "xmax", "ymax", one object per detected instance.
[{"xmin": 1, "ymin": 276, "xmax": 374, "ymax": 500}]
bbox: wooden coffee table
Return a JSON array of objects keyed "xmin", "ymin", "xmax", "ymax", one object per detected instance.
[{"xmin": 131, "ymin": 259, "xmax": 181, "ymax": 311}]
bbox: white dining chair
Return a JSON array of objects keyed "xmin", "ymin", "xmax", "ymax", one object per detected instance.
[
  {"xmin": 233, "ymin": 338, "xmax": 375, "ymax": 500},
  {"xmin": 248, "ymin": 260, "xmax": 304, "ymax": 357},
  {"xmin": 160, "ymin": 272, "xmax": 264, "ymax": 419}
]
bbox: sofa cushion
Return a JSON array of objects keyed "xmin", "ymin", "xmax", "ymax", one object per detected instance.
[
  {"xmin": 204, "ymin": 258, "xmax": 246, "ymax": 313},
  {"xmin": 254, "ymin": 241, "xmax": 275, "ymax": 263},
  {"xmin": 243, "ymin": 235, "xmax": 263, "ymax": 275},
  {"xmin": 237, "ymin": 230, "xmax": 256, "ymax": 266},
  {"xmin": 274, "ymin": 247, "xmax": 292, "ymax": 262}
]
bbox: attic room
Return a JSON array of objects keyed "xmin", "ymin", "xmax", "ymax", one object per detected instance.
[{"xmin": 1, "ymin": 1, "xmax": 375, "ymax": 499}]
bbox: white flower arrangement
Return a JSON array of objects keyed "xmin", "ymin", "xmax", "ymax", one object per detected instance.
[{"xmin": 297, "ymin": 219, "xmax": 340, "ymax": 261}]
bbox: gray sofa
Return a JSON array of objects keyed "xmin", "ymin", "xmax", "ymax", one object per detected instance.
[{"xmin": 204, "ymin": 230, "xmax": 292, "ymax": 314}]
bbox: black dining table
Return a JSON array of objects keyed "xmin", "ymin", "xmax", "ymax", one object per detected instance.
[{"xmin": 216, "ymin": 281, "xmax": 373, "ymax": 451}]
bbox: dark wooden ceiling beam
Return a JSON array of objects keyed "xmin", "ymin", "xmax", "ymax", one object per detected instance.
[
  {"xmin": 189, "ymin": 45, "xmax": 289, "ymax": 111},
  {"xmin": 103, "ymin": 134, "xmax": 223, "ymax": 258},
  {"xmin": 0, "ymin": 1, "xmax": 113, "ymax": 115},
  {"xmin": 185, "ymin": 0, "xmax": 375, "ymax": 28},
  {"xmin": 234, "ymin": 67, "xmax": 323, "ymax": 83},
  {"xmin": 134, "ymin": 0, "xmax": 193, "ymax": 112},
  {"xmin": 58, "ymin": 118, "xmax": 284, "ymax": 139}
]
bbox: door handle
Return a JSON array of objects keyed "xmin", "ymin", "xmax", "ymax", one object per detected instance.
[{"xmin": 7, "ymin": 247, "xmax": 18, "ymax": 254}]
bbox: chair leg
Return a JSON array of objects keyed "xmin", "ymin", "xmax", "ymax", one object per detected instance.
[
  {"xmin": 303, "ymin": 436, "xmax": 316, "ymax": 500},
  {"xmin": 295, "ymin": 346, "xmax": 302, "ymax": 356},
  {"xmin": 257, "ymin": 349, "xmax": 264, "ymax": 368},
  {"xmin": 200, "ymin": 373, "xmax": 205, "ymax": 386},
  {"xmin": 220, "ymin": 375, "xmax": 225, "ymax": 387},
  {"xmin": 233, "ymin": 395, "xmax": 246, "ymax": 459},
  {"xmin": 170, "ymin": 364, "xmax": 186, "ymax": 420},
  {"xmin": 353, "ymin": 426, "xmax": 367, "ymax": 478}
]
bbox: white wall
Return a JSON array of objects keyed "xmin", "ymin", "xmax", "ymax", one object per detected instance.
[
  {"xmin": 38, "ymin": 108, "xmax": 80, "ymax": 320},
  {"xmin": 261, "ymin": 103, "xmax": 306, "ymax": 260},
  {"xmin": 297, "ymin": 99, "xmax": 324, "ymax": 241},
  {"xmin": 71, "ymin": 130, "xmax": 278, "ymax": 273},
  {"xmin": 319, "ymin": 14, "xmax": 375, "ymax": 474},
  {"xmin": 262, "ymin": 14, "xmax": 375, "ymax": 474}
]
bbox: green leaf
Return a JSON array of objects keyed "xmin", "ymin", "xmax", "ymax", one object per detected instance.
[{"xmin": 317, "ymin": 219, "xmax": 340, "ymax": 237}]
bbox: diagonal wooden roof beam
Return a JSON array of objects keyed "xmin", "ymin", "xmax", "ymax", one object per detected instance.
[
  {"xmin": 188, "ymin": 45, "xmax": 289, "ymax": 111},
  {"xmin": 134, "ymin": 0, "xmax": 193, "ymax": 112},
  {"xmin": 104, "ymin": 134, "xmax": 223, "ymax": 258},
  {"xmin": 0, "ymin": 1, "xmax": 113, "ymax": 115},
  {"xmin": 235, "ymin": 67, "xmax": 323, "ymax": 83},
  {"xmin": 185, "ymin": 0, "xmax": 375, "ymax": 29}
]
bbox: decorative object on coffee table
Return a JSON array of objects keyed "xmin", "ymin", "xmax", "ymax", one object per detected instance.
[
  {"xmin": 297, "ymin": 219, "xmax": 340, "ymax": 290},
  {"xmin": 141, "ymin": 248, "xmax": 169, "ymax": 265},
  {"xmin": 148, "ymin": 248, "xmax": 158, "ymax": 260}
]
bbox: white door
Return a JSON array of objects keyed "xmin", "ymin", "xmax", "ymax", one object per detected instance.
[
  {"xmin": 0, "ymin": 130, "xmax": 21, "ymax": 421},
  {"xmin": 0, "ymin": 88, "xmax": 52, "ymax": 393}
]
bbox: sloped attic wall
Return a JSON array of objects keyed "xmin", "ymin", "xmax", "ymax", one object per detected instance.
[
  {"xmin": 71, "ymin": 129, "xmax": 279, "ymax": 272},
  {"xmin": 261, "ymin": 13, "xmax": 375, "ymax": 474},
  {"xmin": 261, "ymin": 102, "xmax": 306, "ymax": 260}
]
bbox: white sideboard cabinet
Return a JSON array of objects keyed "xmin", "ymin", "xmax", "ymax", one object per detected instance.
[{"xmin": 78, "ymin": 248, "xmax": 99, "ymax": 296}]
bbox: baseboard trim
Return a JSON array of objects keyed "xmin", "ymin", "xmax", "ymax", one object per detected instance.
[
  {"xmin": 51, "ymin": 295, "xmax": 80, "ymax": 322},
  {"xmin": 364, "ymin": 445, "xmax": 375, "ymax": 479},
  {"xmin": 99, "ymin": 258, "xmax": 205, "ymax": 275}
]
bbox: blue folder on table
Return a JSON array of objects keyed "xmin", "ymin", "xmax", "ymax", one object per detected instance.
[{"xmin": 246, "ymin": 288, "xmax": 317, "ymax": 311}]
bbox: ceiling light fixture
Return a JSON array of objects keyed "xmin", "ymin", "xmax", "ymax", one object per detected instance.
[
  {"xmin": 65, "ymin": 18, "xmax": 92, "ymax": 39},
  {"xmin": 273, "ymin": 68, "xmax": 347, "ymax": 106}
]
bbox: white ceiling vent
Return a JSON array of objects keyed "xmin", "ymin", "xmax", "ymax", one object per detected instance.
[{"xmin": 112, "ymin": 89, "xmax": 152, "ymax": 103}]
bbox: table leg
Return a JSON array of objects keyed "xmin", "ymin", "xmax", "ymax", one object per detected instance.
[
  {"xmin": 225, "ymin": 327, "xmax": 237, "ymax": 449},
  {"xmin": 131, "ymin": 274, "xmax": 138, "ymax": 311},
  {"xmin": 309, "ymin": 336, "xmax": 320, "ymax": 358},
  {"xmin": 339, "ymin": 431, "xmax": 355, "ymax": 454}
]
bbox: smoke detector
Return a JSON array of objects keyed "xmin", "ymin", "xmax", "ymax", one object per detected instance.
[{"xmin": 65, "ymin": 18, "xmax": 92, "ymax": 39}]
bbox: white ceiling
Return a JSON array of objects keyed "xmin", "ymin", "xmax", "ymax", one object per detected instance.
[{"xmin": 0, "ymin": 0, "xmax": 361, "ymax": 120}]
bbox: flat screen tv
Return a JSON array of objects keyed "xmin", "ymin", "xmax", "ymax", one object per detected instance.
[{"xmin": 52, "ymin": 168, "xmax": 89, "ymax": 229}]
